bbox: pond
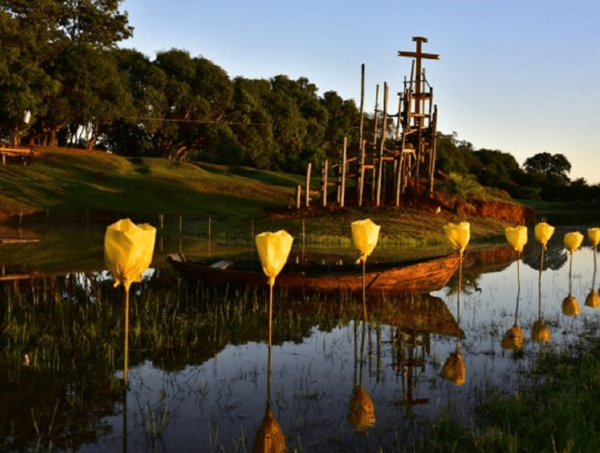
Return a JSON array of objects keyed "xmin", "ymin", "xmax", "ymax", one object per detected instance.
[{"xmin": 1, "ymin": 224, "xmax": 600, "ymax": 453}]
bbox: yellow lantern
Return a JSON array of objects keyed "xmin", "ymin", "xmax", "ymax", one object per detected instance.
[
  {"xmin": 588, "ymin": 228, "xmax": 600, "ymax": 248},
  {"xmin": 348, "ymin": 385, "xmax": 376, "ymax": 432},
  {"xmin": 585, "ymin": 289, "xmax": 600, "ymax": 308},
  {"xmin": 444, "ymin": 222, "xmax": 470, "ymax": 255},
  {"xmin": 562, "ymin": 295, "xmax": 581, "ymax": 316},
  {"xmin": 440, "ymin": 349, "xmax": 466, "ymax": 386},
  {"xmin": 104, "ymin": 218, "xmax": 156, "ymax": 386},
  {"xmin": 351, "ymin": 219, "xmax": 380, "ymax": 263},
  {"xmin": 532, "ymin": 319, "xmax": 551, "ymax": 343},
  {"xmin": 505, "ymin": 226, "xmax": 528, "ymax": 253},
  {"xmin": 255, "ymin": 230, "xmax": 294, "ymax": 287},
  {"xmin": 564, "ymin": 231, "xmax": 584, "ymax": 253},
  {"xmin": 252, "ymin": 406, "xmax": 287, "ymax": 453},
  {"xmin": 104, "ymin": 218, "xmax": 156, "ymax": 291},
  {"xmin": 534, "ymin": 222, "xmax": 555, "ymax": 249},
  {"xmin": 501, "ymin": 325, "xmax": 524, "ymax": 350}
]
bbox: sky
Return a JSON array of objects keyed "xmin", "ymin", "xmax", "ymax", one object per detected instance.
[{"xmin": 119, "ymin": 0, "xmax": 600, "ymax": 184}]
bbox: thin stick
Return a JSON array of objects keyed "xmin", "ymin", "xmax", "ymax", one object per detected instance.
[
  {"xmin": 569, "ymin": 252, "xmax": 573, "ymax": 296},
  {"xmin": 515, "ymin": 255, "xmax": 521, "ymax": 325},
  {"xmin": 124, "ymin": 287, "xmax": 130, "ymax": 386},
  {"xmin": 456, "ymin": 252, "xmax": 463, "ymax": 345},
  {"xmin": 268, "ymin": 284, "xmax": 273, "ymax": 348},
  {"xmin": 538, "ymin": 247, "xmax": 544, "ymax": 318},
  {"xmin": 362, "ymin": 259, "xmax": 367, "ymax": 322}
]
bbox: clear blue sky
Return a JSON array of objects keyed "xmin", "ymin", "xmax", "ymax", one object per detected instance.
[{"xmin": 120, "ymin": 0, "xmax": 599, "ymax": 184}]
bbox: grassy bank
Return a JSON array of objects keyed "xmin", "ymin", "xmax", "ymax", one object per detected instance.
[
  {"xmin": 0, "ymin": 148, "xmax": 516, "ymax": 248},
  {"xmin": 423, "ymin": 336, "xmax": 600, "ymax": 453}
]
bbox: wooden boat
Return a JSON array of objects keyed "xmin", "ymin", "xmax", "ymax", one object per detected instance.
[{"xmin": 166, "ymin": 253, "xmax": 460, "ymax": 295}]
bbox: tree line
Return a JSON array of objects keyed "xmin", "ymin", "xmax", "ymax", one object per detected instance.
[{"xmin": 0, "ymin": 1, "xmax": 596, "ymax": 202}]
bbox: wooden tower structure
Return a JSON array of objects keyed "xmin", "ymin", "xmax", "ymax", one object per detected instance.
[
  {"xmin": 397, "ymin": 36, "xmax": 439, "ymax": 200},
  {"xmin": 298, "ymin": 36, "xmax": 440, "ymax": 209}
]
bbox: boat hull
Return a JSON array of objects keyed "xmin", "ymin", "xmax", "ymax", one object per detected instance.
[{"xmin": 166, "ymin": 254, "xmax": 460, "ymax": 295}]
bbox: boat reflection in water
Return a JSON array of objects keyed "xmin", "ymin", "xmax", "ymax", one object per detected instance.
[{"xmin": 4, "ymin": 238, "xmax": 600, "ymax": 452}]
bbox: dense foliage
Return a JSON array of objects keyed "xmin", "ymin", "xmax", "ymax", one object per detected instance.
[{"xmin": 1, "ymin": 1, "xmax": 597, "ymax": 201}]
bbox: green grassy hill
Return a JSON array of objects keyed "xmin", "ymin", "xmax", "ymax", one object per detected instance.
[
  {"xmin": 0, "ymin": 148, "xmax": 303, "ymax": 219},
  {"xmin": 0, "ymin": 147, "xmax": 516, "ymax": 250}
]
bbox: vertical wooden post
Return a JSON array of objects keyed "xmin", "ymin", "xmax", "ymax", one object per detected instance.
[
  {"xmin": 340, "ymin": 137, "xmax": 347, "ymax": 208},
  {"xmin": 358, "ymin": 63, "xmax": 365, "ymax": 167},
  {"xmin": 296, "ymin": 184, "xmax": 302, "ymax": 209},
  {"xmin": 358, "ymin": 139, "xmax": 366, "ymax": 207},
  {"xmin": 396, "ymin": 153, "xmax": 404, "ymax": 207},
  {"xmin": 376, "ymin": 83, "xmax": 388, "ymax": 207},
  {"xmin": 305, "ymin": 163, "xmax": 312, "ymax": 208},
  {"xmin": 357, "ymin": 64, "xmax": 366, "ymax": 204},
  {"xmin": 428, "ymin": 105, "xmax": 438, "ymax": 195},
  {"xmin": 321, "ymin": 159, "xmax": 328, "ymax": 207},
  {"xmin": 371, "ymin": 85, "xmax": 380, "ymax": 201}
]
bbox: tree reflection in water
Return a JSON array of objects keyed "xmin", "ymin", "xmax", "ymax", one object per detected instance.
[{"xmin": 2, "ymin": 241, "xmax": 600, "ymax": 452}]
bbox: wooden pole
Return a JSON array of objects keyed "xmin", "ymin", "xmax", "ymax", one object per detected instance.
[
  {"xmin": 376, "ymin": 83, "xmax": 388, "ymax": 207},
  {"xmin": 357, "ymin": 63, "xmax": 365, "ymax": 203},
  {"xmin": 428, "ymin": 105, "xmax": 438, "ymax": 195},
  {"xmin": 358, "ymin": 64, "xmax": 365, "ymax": 154},
  {"xmin": 340, "ymin": 137, "xmax": 347, "ymax": 208},
  {"xmin": 371, "ymin": 85, "xmax": 380, "ymax": 202},
  {"xmin": 305, "ymin": 163, "xmax": 312, "ymax": 208},
  {"xmin": 296, "ymin": 184, "xmax": 302, "ymax": 209},
  {"xmin": 358, "ymin": 140, "xmax": 366, "ymax": 207},
  {"xmin": 322, "ymin": 159, "xmax": 328, "ymax": 208}
]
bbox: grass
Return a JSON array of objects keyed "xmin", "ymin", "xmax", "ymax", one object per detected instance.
[
  {"xmin": 423, "ymin": 337, "xmax": 600, "ymax": 453},
  {"xmin": 0, "ymin": 148, "xmax": 302, "ymax": 219},
  {"xmin": 0, "ymin": 147, "xmax": 521, "ymax": 250}
]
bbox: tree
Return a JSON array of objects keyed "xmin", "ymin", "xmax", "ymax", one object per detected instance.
[
  {"xmin": 523, "ymin": 152, "xmax": 571, "ymax": 186},
  {"xmin": 0, "ymin": 0, "xmax": 132, "ymax": 144},
  {"xmin": 471, "ymin": 149, "xmax": 524, "ymax": 195}
]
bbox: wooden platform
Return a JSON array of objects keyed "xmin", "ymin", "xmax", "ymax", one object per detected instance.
[{"xmin": 0, "ymin": 145, "xmax": 35, "ymax": 165}]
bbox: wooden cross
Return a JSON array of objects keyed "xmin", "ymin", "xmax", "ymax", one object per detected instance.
[{"xmin": 398, "ymin": 37, "xmax": 439, "ymax": 114}]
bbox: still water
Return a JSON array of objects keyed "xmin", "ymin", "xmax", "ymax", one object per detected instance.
[{"xmin": 1, "ymin": 226, "xmax": 600, "ymax": 452}]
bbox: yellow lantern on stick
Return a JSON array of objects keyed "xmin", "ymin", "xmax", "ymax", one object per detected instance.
[
  {"xmin": 532, "ymin": 319, "xmax": 551, "ymax": 343},
  {"xmin": 534, "ymin": 222, "xmax": 555, "ymax": 250},
  {"xmin": 255, "ymin": 230, "xmax": 294, "ymax": 287},
  {"xmin": 348, "ymin": 385, "xmax": 376, "ymax": 433},
  {"xmin": 444, "ymin": 222, "xmax": 470, "ymax": 256},
  {"xmin": 252, "ymin": 406, "xmax": 287, "ymax": 453},
  {"xmin": 255, "ymin": 230, "xmax": 294, "ymax": 347},
  {"xmin": 440, "ymin": 348, "xmax": 466, "ymax": 386},
  {"xmin": 501, "ymin": 325, "xmax": 524, "ymax": 350},
  {"xmin": 351, "ymin": 219, "xmax": 380, "ymax": 264},
  {"xmin": 588, "ymin": 228, "xmax": 600, "ymax": 248},
  {"xmin": 562, "ymin": 295, "xmax": 581, "ymax": 317},
  {"xmin": 585, "ymin": 289, "xmax": 600, "ymax": 308},
  {"xmin": 505, "ymin": 226, "xmax": 528, "ymax": 253},
  {"xmin": 104, "ymin": 218, "xmax": 156, "ymax": 385},
  {"xmin": 104, "ymin": 218, "xmax": 156, "ymax": 291},
  {"xmin": 351, "ymin": 219, "xmax": 380, "ymax": 322},
  {"xmin": 564, "ymin": 231, "xmax": 584, "ymax": 253}
]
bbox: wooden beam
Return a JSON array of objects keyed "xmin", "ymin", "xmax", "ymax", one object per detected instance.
[{"xmin": 305, "ymin": 163, "xmax": 312, "ymax": 207}]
